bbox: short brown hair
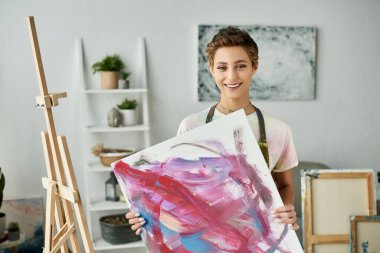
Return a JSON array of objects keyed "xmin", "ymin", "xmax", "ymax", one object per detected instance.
[{"xmin": 206, "ymin": 26, "xmax": 259, "ymax": 69}]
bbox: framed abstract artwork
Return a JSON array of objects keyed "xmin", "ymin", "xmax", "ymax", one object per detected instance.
[
  {"xmin": 301, "ymin": 170, "xmax": 376, "ymax": 253},
  {"xmin": 0, "ymin": 197, "xmax": 44, "ymax": 253},
  {"xmin": 350, "ymin": 215, "xmax": 380, "ymax": 253},
  {"xmin": 198, "ymin": 24, "xmax": 317, "ymax": 101},
  {"xmin": 113, "ymin": 110, "xmax": 303, "ymax": 252}
]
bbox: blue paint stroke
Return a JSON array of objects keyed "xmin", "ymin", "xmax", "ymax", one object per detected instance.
[{"xmin": 180, "ymin": 231, "xmax": 212, "ymax": 253}]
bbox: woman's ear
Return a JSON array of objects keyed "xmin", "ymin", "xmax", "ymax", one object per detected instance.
[
  {"xmin": 252, "ymin": 62, "xmax": 259, "ymax": 75},
  {"xmin": 209, "ymin": 64, "xmax": 215, "ymax": 77}
]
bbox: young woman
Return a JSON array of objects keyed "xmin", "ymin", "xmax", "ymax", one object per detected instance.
[{"xmin": 126, "ymin": 26, "xmax": 299, "ymax": 235}]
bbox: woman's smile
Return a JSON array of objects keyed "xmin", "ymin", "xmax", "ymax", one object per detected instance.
[{"xmin": 224, "ymin": 82, "xmax": 243, "ymax": 89}]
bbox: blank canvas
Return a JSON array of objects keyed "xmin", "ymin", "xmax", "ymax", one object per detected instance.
[
  {"xmin": 301, "ymin": 170, "xmax": 376, "ymax": 253},
  {"xmin": 350, "ymin": 215, "xmax": 380, "ymax": 253}
]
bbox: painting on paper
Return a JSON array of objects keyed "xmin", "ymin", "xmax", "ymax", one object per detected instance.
[
  {"xmin": 198, "ymin": 24, "xmax": 317, "ymax": 101},
  {"xmin": 0, "ymin": 197, "xmax": 44, "ymax": 253},
  {"xmin": 113, "ymin": 110, "xmax": 303, "ymax": 253}
]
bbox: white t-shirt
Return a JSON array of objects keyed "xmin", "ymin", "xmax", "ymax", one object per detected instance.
[{"xmin": 177, "ymin": 107, "xmax": 298, "ymax": 173}]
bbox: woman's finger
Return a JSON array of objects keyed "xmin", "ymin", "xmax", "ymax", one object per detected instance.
[
  {"xmin": 129, "ymin": 217, "xmax": 145, "ymax": 225},
  {"xmin": 273, "ymin": 211, "xmax": 297, "ymax": 219},
  {"xmin": 126, "ymin": 212, "xmax": 140, "ymax": 219},
  {"xmin": 290, "ymin": 223, "xmax": 300, "ymax": 230},
  {"xmin": 274, "ymin": 205, "xmax": 294, "ymax": 213},
  {"xmin": 276, "ymin": 216, "xmax": 297, "ymax": 224},
  {"xmin": 131, "ymin": 220, "xmax": 146, "ymax": 231},
  {"xmin": 136, "ymin": 228, "xmax": 142, "ymax": 235}
]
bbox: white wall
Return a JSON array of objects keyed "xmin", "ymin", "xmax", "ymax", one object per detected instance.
[{"xmin": 1, "ymin": 0, "xmax": 379, "ymax": 201}]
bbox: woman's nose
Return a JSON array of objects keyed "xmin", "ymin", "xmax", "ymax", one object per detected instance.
[{"xmin": 227, "ymin": 69, "xmax": 238, "ymax": 82}]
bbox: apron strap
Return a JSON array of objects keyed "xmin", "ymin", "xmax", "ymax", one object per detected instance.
[
  {"xmin": 206, "ymin": 104, "xmax": 218, "ymax": 124},
  {"xmin": 253, "ymin": 106, "xmax": 270, "ymax": 168},
  {"xmin": 205, "ymin": 104, "xmax": 270, "ymax": 168}
]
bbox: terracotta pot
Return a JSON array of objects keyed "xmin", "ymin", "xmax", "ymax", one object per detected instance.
[{"xmin": 101, "ymin": 71, "xmax": 119, "ymax": 89}]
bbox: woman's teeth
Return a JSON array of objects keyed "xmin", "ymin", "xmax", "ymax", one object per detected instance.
[{"xmin": 225, "ymin": 83, "xmax": 241, "ymax": 88}]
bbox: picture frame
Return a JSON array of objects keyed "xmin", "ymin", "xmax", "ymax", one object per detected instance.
[{"xmin": 301, "ymin": 169, "xmax": 376, "ymax": 253}]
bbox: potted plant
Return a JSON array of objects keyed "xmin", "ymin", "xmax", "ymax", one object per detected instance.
[
  {"xmin": 92, "ymin": 54, "xmax": 125, "ymax": 89},
  {"xmin": 117, "ymin": 98, "xmax": 138, "ymax": 126},
  {"xmin": 7, "ymin": 222, "xmax": 20, "ymax": 241},
  {"xmin": 118, "ymin": 71, "xmax": 131, "ymax": 89},
  {"xmin": 0, "ymin": 167, "xmax": 6, "ymax": 238}
]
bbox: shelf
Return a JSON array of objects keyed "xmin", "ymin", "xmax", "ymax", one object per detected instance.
[
  {"xmin": 93, "ymin": 238, "xmax": 145, "ymax": 251},
  {"xmin": 81, "ymin": 37, "xmax": 151, "ymax": 252},
  {"xmin": 87, "ymin": 163, "xmax": 113, "ymax": 172},
  {"xmin": 89, "ymin": 199, "xmax": 128, "ymax": 211},
  {"xmin": 83, "ymin": 88, "xmax": 147, "ymax": 94},
  {"xmin": 84, "ymin": 124, "xmax": 149, "ymax": 133}
]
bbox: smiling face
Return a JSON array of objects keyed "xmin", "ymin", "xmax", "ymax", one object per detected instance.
[{"xmin": 210, "ymin": 46, "xmax": 257, "ymax": 102}]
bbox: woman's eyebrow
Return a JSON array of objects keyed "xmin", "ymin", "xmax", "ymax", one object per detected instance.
[
  {"xmin": 234, "ymin": 60, "xmax": 248, "ymax": 64},
  {"xmin": 215, "ymin": 60, "xmax": 248, "ymax": 65}
]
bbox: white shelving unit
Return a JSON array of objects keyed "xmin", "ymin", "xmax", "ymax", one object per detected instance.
[{"xmin": 79, "ymin": 38, "xmax": 149, "ymax": 253}]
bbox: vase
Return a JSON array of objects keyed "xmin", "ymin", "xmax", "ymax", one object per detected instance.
[{"xmin": 107, "ymin": 108, "xmax": 122, "ymax": 127}]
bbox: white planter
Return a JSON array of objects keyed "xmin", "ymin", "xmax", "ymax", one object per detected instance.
[
  {"xmin": 118, "ymin": 79, "xmax": 130, "ymax": 89},
  {"xmin": 120, "ymin": 109, "xmax": 138, "ymax": 126}
]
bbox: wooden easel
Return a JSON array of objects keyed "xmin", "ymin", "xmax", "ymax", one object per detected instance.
[{"xmin": 27, "ymin": 16, "xmax": 94, "ymax": 253}]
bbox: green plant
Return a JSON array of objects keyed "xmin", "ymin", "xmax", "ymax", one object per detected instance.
[
  {"xmin": 92, "ymin": 54, "xmax": 125, "ymax": 74},
  {"xmin": 117, "ymin": 98, "xmax": 138, "ymax": 110},
  {"xmin": 0, "ymin": 167, "xmax": 5, "ymax": 209},
  {"xmin": 121, "ymin": 71, "xmax": 131, "ymax": 80},
  {"xmin": 7, "ymin": 222, "xmax": 19, "ymax": 232}
]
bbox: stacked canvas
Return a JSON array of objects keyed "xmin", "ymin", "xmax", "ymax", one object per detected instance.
[{"xmin": 301, "ymin": 169, "xmax": 378, "ymax": 253}]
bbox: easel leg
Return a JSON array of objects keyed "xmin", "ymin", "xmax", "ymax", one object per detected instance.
[
  {"xmin": 44, "ymin": 182, "xmax": 56, "ymax": 252},
  {"xmin": 54, "ymin": 197, "xmax": 70, "ymax": 253},
  {"xmin": 59, "ymin": 136, "xmax": 94, "ymax": 252},
  {"xmin": 60, "ymin": 198, "xmax": 81, "ymax": 252},
  {"xmin": 42, "ymin": 132, "xmax": 70, "ymax": 253}
]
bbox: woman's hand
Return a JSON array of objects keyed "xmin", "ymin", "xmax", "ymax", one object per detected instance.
[
  {"xmin": 272, "ymin": 204, "xmax": 299, "ymax": 230},
  {"xmin": 126, "ymin": 211, "xmax": 146, "ymax": 235}
]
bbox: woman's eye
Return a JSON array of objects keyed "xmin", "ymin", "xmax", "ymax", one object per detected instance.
[
  {"xmin": 217, "ymin": 66, "xmax": 227, "ymax": 71},
  {"xmin": 236, "ymin": 64, "xmax": 247, "ymax": 69}
]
